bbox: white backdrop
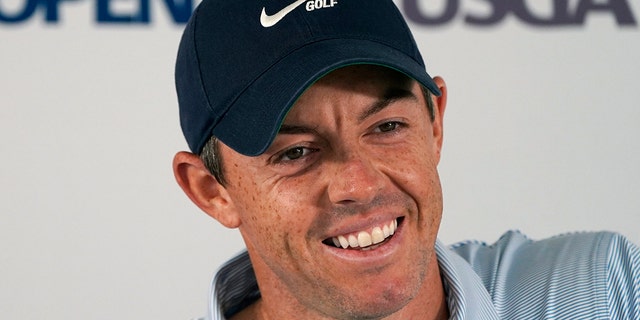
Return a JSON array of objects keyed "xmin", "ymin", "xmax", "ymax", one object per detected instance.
[{"xmin": 1, "ymin": 0, "xmax": 639, "ymax": 319}]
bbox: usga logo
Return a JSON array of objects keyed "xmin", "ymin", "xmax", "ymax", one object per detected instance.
[
  {"xmin": 305, "ymin": 0, "xmax": 337, "ymax": 11},
  {"xmin": 402, "ymin": 0, "xmax": 637, "ymax": 26}
]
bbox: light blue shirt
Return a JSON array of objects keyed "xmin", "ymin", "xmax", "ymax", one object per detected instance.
[{"xmin": 202, "ymin": 231, "xmax": 640, "ymax": 319}]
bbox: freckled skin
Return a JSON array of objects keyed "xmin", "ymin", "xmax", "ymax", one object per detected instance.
[{"xmin": 211, "ymin": 66, "xmax": 448, "ymax": 319}]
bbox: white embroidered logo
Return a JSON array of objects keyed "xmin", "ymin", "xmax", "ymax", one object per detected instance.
[
  {"xmin": 260, "ymin": 0, "xmax": 339, "ymax": 28},
  {"xmin": 260, "ymin": 0, "xmax": 307, "ymax": 28}
]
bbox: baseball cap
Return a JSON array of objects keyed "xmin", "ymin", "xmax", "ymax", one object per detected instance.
[{"xmin": 175, "ymin": 0, "xmax": 441, "ymax": 156}]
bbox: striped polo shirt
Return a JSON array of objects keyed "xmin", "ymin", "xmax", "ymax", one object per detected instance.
[{"xmin": 200, "ymin": 231, "xmax": 640, "ymax": 319}]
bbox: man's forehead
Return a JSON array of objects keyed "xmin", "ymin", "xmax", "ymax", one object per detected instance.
[
  {"xmin": 314, "ymin": 65, "xmax": 414, "ymax": 87},
  {"xmin": 283, "ymin": 65, "xmax": 420, "ymax": 124},
  {"xmin": 292, "ymin": 65, "xmax": 417, "ymax": 110}
]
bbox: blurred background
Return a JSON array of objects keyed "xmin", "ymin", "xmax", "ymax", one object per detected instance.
[{"xmin": 1, "ymin": 0, "xmax": 638, "ymax": 318}]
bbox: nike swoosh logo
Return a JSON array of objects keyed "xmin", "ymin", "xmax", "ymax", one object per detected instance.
[{"xmin": 260, "ymin": 0, "xmax": 307, "ymax": 28}]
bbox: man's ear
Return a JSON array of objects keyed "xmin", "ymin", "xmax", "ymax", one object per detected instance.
[
  {"xmin": 172, "ymin": 151, "xmax": 241, "ymax": 228},
  {"xmin": 431, "ymin": 76, "xmax": 447, "ymax": 163}
]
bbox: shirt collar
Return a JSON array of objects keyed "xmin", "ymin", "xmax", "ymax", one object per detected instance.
[
  {"xmin": 209, "ymin": 240, "xmax": 501, "ymax": 319},
  {"xmin": 435, "ymin": 239, "xmax": 501, "ymax": 319}
]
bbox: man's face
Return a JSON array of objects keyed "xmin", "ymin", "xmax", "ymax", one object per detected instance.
[{"xmin": 220, "ymin": 65, "xmax": 446, "ymax": 318}]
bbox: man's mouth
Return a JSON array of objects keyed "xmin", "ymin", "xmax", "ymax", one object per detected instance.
[{"xmin": 323, "ymin": 218, "xmax": 402, "ymax": 250}]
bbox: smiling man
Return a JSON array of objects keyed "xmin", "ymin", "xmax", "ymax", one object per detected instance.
[
  {"xmin": 191, "ymin": 65, "xmax": 448, "ymax": 319},
  {"xmin": 172, "ymin": 0, "xmax": 640, "ymax": 319}
]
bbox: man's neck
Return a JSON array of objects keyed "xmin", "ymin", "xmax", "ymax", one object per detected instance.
[{"xmin": 233, "ymin": 256, "xmax": 448, "ymax": 320}]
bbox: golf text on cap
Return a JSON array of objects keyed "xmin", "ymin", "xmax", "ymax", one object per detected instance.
[{"xmin": 261, "ymin": 0, "xmax": 338, "ymax": 28}]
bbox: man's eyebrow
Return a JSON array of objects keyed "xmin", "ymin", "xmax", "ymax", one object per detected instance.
[
  {"xmin": 278, "ymin": 124, "xmax": 317, "ymax": 135},
  {"xmin": 357, "ymin": 87, "xmax": 417, "ymax": 122}
]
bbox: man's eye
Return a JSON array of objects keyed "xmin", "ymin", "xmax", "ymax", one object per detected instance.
[
  {"xmin": 281, "ymin": 147, "xmax": 310, "ymax": 161},
  {"xmin": 377, "ymin": 122, "xmax": 400, "ymax": 133}
]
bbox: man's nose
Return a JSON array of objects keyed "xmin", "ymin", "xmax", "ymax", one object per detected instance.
[{"xmin": 327, "ymin": 152, "xmax": 385, "ymax": 206}]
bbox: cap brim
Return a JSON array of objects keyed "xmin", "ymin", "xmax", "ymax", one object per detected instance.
[{"xmin": 212, "ymin": 38, "xmax": 440, "ymax": 156}]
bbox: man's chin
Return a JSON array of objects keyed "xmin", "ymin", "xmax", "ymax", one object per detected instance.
[
  {"xmin": 311, "ymin": 272, "xmax": 424, "ymax": 319},
  {"xmin": 330, "ymin": 290, "xmax": 416, "ymax": 319}
]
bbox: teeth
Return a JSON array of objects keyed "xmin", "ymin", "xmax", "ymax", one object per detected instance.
[
  {"xmin": 330, "ymin": 219, "xmax": 398, "ymax": 249},
  {"xmin": 357, "ymin": 231, "xmax": 372, "ymax": 247},
  {"xmin": 348, "ymin": 235, "xmax": 358, "ymax": 248},
  {"xmin": 338, "ymin": 235, "xmax": 349, "ymax": 249},
  {"xmin": 371, "ymin": 227, "xmax": 384, "ymax": 244}
]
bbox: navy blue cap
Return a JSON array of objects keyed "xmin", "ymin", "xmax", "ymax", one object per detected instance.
[{"xmin": 175, "ymin": 0, "xmax": 440, "ymax": 156}]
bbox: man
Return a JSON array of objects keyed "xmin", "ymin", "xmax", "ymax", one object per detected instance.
[{"xmin": 172, "ymin": 0, "xmax": 640, "ymax": 319}]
